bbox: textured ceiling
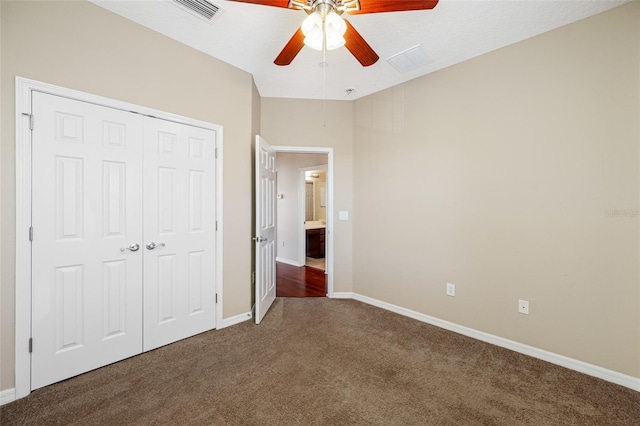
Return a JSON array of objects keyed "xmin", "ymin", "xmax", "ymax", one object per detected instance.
[{"xmin": 91, "ymin": 0, "xmax": 629, "ymax": 100}]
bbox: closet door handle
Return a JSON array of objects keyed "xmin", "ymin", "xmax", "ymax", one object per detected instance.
[
  {"xmin": 146, "ymin": 242, "xmax": 165, "ymax": 250},
  {"xmin": 120, "ymin": 243, "xmax": 140, "ymax": 252}
]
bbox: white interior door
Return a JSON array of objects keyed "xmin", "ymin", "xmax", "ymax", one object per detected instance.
[
  {"xmin": 31, "ymin": 92, "xmax": 144, "ymax": 389},
  {"xmin": 255, "ymin": 135, "xmax": 277, "ymax": 324},
  {"xmin": 142, "ymin": 117, "xmax": 217, "ymax": 351}
]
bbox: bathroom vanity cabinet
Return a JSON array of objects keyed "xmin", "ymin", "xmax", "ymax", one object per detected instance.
[{"xmin": 306, "ymin": 228, "xmax": 326, "ymax": 258}]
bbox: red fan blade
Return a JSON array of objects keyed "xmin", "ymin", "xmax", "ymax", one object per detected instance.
[
  {"xmin": 274, "ymin": 28, "xmax": 305, "ymax": 66},
  {"xmin": 349, "ymin": 0, "xmax": 439, "ymax": 15},
  {"xmin": 225, "ymin": 0, "xmax": 291, "ymax": 8},
  {"xmin": 344, "ymin": 20, "xmax": 379, "ymax": 66}
]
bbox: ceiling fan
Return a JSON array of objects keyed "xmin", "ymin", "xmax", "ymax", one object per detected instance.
[{"xmin": 227, "ymin": 0, "xmax": 439, "ymax": 66}]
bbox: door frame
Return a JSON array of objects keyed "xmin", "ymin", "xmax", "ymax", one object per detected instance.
[
  {"xmin": 273, "ymin": 146, "xmax": 334, "ymax": 297},
  {"xmin": 14, "ymin": 77, "xmax": 224, "ymax": 400},
  {"xmin": 298, "ymin": 164, "xmax": 328, "ymax": 267}
]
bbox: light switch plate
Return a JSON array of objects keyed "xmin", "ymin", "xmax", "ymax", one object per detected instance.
[{"xmin": 339, "ymin": 211, "xmax": 349, "ymax": 221}]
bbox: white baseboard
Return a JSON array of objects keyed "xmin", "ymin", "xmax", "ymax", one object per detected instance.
[
  {"xmin": 220, "ymin": 311, "xmax": 253, "ymax": 329},
  {"xmin": 331, "ymin": 292, "xmax": 354, "ymax": 299},
  {"xmin": 337, "ymin": 292, "xmax": 640, "ymax": 392},
  {"xmin": 1, "ymin": 388, "xmax": 16, "ymax": 406},
  {"xmin": 276, "ymin": 257, "xmax": 303, "ymax": 267}
]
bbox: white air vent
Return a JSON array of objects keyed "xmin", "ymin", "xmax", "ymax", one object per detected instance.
[
  {"xmin": 171, "ymin": 0, "xmax": 224, "ymax": 22},
  {"xmin": 386, "ymin": 45, "xmax": 433, "ymax": 73}
]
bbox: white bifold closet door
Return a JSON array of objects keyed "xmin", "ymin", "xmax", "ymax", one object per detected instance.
[
  {"xmin": 142, "ymin": 117, "xmax": 216, "ymax": 351},
  {"xmin": 31, "ymin": 92, "xmax": 216, "ymax": 390}
]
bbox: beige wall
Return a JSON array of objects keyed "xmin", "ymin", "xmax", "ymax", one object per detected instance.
[
  {"xmin": 275, "ymin": 153, "xmax": 327, "ymax": 263},
  {"xmin": 353, "ymin": 3, "xmax": 640, "ymax": 377},
  {"xmin": 261, "ymin": 98, "xmax": 354, "ymax": 293},
  {"xmin": 1, "ymin": 0, "xmax": 254, "ymax": 390},
  {"xmin": 252, "ymin": 80, "xmax": 261, "ymax": 138}
]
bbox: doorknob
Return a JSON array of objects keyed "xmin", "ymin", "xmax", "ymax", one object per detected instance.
[
  {"xmin": 252, "ymin": 236, "xmax": 267, "ymax": 243},
  {"xmin": 120, "ymin": 243, "xmax": 140, "ymax": 252},
  {"xmin": 146, "ymin": 242, "xmax": 166, "ymax": 250}
]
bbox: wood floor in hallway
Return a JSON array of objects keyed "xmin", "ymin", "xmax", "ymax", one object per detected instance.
[{"xmin": 276, "ymin": 261, "xmax": 327, "ymax": 297}]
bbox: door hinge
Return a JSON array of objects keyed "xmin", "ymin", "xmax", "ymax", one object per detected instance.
[
  {"xmin": 215, "ymin": 293, "xmax": 218, "ymax": 304},
  {"xmin": 215, "ymin": 221, "xmax": 218, "ymax": 231},
  {"xmin": 215, "ymin": 148, "xmax": 218, "ymax": 159},
  {"xmin": 29, "ymin": 338, "xmax": 33, "ymax": 353},
  {"xmin": 29, "ymin": 226, "xmax": 33, "ymax": 242},
  {"xmin": 22, "ymin": 113, "xmax": 34, "ymax": 130}
]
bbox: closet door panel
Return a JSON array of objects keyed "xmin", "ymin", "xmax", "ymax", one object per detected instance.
[
  {"xmin": 31, "ymin": 92, "xmax": 144, "ymax": 390},
  {"xmin": 142, "ymin": 117, "xmax": 217, "ymax": 351}
]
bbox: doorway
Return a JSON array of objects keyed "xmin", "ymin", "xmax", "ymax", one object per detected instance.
[{"xmin": 273, "ymin": 148, "xmax": 334, "ymax": 298}]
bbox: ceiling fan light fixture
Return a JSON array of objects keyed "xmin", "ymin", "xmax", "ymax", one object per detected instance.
[
  {"xmin": 302, "ymin": 8, "xmax": 347, "ymax": 51},
  {"xmin": 324, "ymin": 10, "xmax": 346, "ymax": 50},
  {"xmin": 302, "ymin": 11, "xmax": 323, "ymax": 50}
]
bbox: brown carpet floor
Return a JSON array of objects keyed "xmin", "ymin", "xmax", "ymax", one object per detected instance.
[{"xmin": 1, "ymin": 298, "xmax": 639, "ymax": 425}]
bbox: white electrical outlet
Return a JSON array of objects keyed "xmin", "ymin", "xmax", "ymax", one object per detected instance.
[
  {"xmin": 518, "ymin": 299, "xmax": 529, "ymax": 314},
  {"xmin": 446, "ymin": 283, "xmax": 456, "ymax": 297}
]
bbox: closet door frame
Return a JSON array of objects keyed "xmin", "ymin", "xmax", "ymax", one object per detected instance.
[{"xmin": 14, "ymin": 77, "xmax": 224, "ymax": 400}]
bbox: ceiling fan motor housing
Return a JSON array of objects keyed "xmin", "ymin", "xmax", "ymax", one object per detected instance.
[{"xmin": 289, "ymin": 0, "xmax": 361, "ymax": 16}]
